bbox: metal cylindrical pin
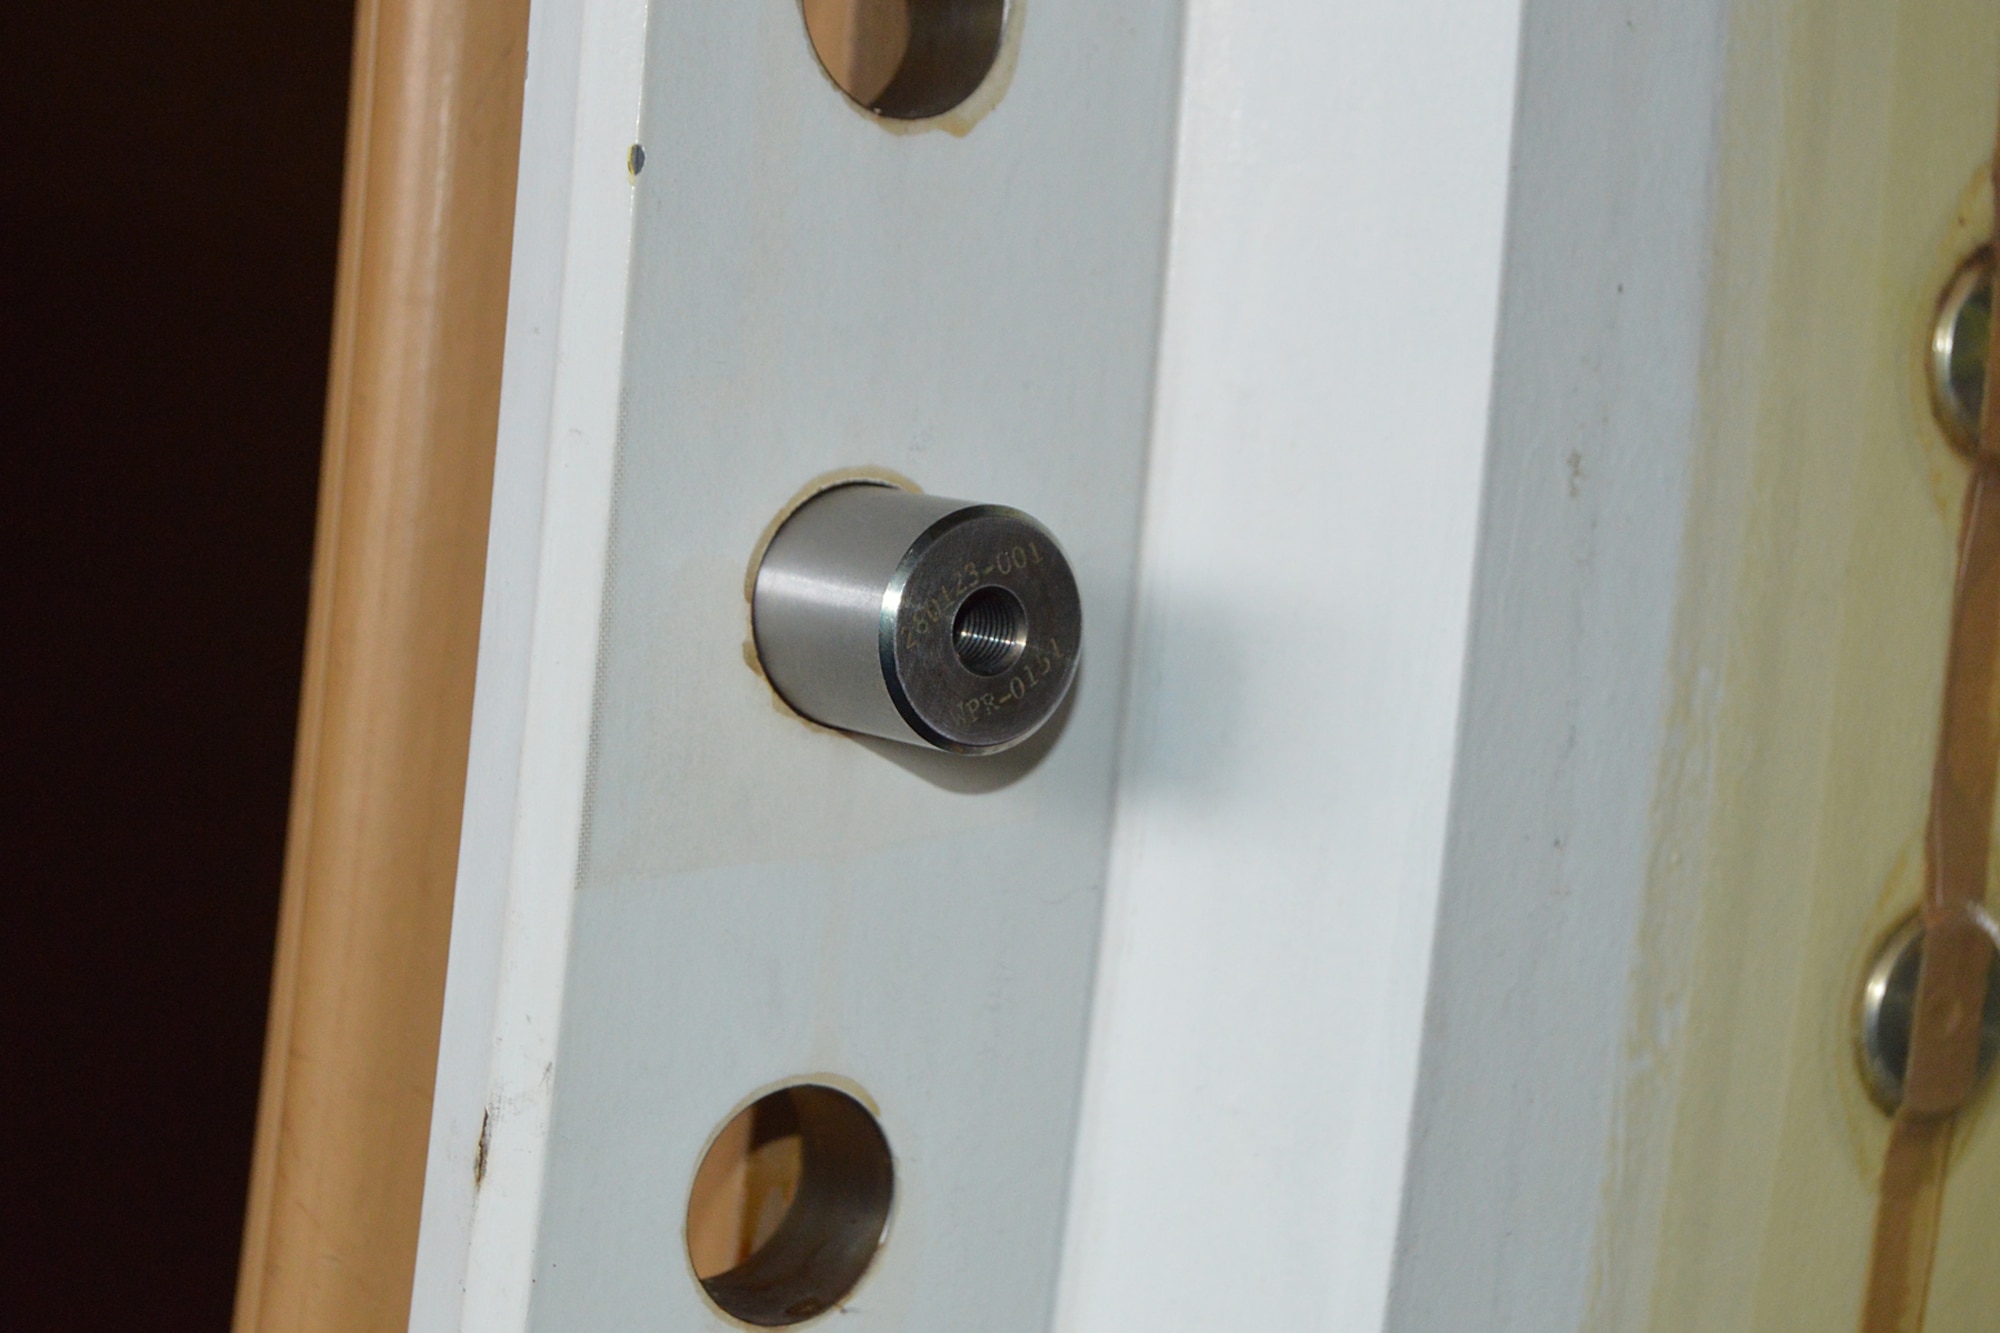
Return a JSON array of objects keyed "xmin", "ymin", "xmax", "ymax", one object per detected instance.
[{"xmin": 752, "ymin": 483, "xmax": 1082, "ymax": 755}]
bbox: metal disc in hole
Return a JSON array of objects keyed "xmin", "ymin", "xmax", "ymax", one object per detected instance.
[
  {"xmin": 1856, "ymin": 913, "xmax": 2000, "ymax": 1112},
  {"xmin": 1930, "ymin": 249, "xmax": 1992, "ymax": 456}
]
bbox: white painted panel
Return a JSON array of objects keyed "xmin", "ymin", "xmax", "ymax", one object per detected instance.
[
  {"xmin": 415, "ymin": 0, "xmax": 1750, "ymax": 1328},
  {"xmin": 408, "ymin": 0, "xmax": 649, "ymax": 1327},
  {"xmin": 416, "ymin": 0, "xmax": 1184, "ymax": 1328},
  {"xmin": 1056, "ymin": 2, "xmax": 1525, "ymax": 1329},
  {"xmin": 1387, "ymin": 4, "xmax": 1731, "ymax": 1330}
]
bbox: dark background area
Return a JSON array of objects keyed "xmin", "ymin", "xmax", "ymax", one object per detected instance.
[{"xmin": 1, "ymin": 5, "xmax": 355, "ymax": 1327}]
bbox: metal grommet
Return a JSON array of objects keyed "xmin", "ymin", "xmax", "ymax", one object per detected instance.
[
  {"xmin": 1929, "ymin": 248, "xmax": 1992, "ymax": 457},
  {"xmin": 752, "ymin": 483, "xmax": 1082, "ymax": 755},
  {"xmin": 1856, "ymin": 912, "xmax": 2000, "ymax": 1113}
]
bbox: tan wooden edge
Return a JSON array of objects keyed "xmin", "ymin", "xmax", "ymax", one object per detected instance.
[{"xmin": 232, "ymin": 0, "xmax": 530, "ymax": 1327}]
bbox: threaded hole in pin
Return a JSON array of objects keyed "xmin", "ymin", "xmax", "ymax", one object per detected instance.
[{"xmin": 951, "ymin": 586, "xmax": 1027, "ymax": 676}]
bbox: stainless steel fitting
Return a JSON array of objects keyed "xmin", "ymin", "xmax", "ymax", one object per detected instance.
[
  {"xmin": 752, "ymin": 483, "xmax": 1081, "ymax": 755},
  {"xmin": 1856, "ymin": 912, "xmax": 2000, "ymax": 1112},
  {"xmin": 1930, "ymin": 247, "xmax": 1993, "ymax": 456}
]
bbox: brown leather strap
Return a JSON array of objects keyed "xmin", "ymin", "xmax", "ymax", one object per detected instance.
[
  {"xmin": 1862, "ymin": 1117, "xmax": 1953, "ymax": 1333},
  {"xmin": 1858, "ymin": 96, "xmax": 2000, "ymax": 1333}
]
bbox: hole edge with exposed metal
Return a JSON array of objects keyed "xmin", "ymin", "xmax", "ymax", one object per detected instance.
[{"xmin": 686, "ymin": 1081, "xmax": 895, "ymax": 1327}]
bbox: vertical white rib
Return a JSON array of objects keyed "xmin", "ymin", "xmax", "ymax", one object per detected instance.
[
  {"xmin": 1057, "ymin": 1, "xmax": 1524, "ymax": 1327},
  {"xmin": 407, "ymin": 0, "xmax": 648, "ymax": 1327}
]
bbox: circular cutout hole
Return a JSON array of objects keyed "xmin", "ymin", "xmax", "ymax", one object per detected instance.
[
  {"xmin": 686, "ymin": 1084, "xmax": 893, "ymax": 1326},
  {"xmin": 951, "ymin": 585, "xmax": 1028, "ymax": 676},
  {"xmin": 801, "ymin": 0, "xmax": 1005, "ymax": 120}
]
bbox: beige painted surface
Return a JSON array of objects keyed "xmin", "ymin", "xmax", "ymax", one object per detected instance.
[
  {"xmin": 1595, "ymin": 3, "xmax": 2000, "ymax": 1329},
  {"xmin": 232, "ymin": 0, "xmax": 528, "ymax": 1327}
]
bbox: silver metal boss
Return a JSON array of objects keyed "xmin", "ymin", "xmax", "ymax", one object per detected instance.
[{"xmin": 752, "ymin": 484, "xmax": 1082, "ymax": 755}]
